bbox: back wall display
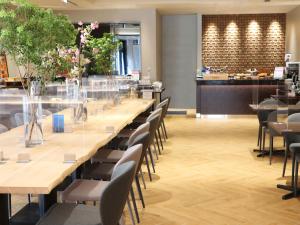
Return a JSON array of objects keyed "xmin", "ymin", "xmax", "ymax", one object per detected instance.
[{"xmin": 202, "ymin": 14, "xmax": 286, "ymax": 74}]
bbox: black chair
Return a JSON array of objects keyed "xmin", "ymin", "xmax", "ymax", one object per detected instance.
[{"xmin": 36, "ymin": 161, "xmax": 136, "ymax": 225}]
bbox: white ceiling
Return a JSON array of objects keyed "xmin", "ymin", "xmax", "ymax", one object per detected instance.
[{"xmin": 29, "ymin": 0, "xmax": 300, "ymax": 14}]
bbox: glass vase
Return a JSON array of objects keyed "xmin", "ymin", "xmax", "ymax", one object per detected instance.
[{"xmin": 23, "ymin": 96, "xmax": 43, "ymax": 147}]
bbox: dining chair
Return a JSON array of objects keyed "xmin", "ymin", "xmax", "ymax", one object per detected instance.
[
  {"xmin": 92, "ymin": 122, "xmax": 150, "ymax": 163},
  {"xmin": 0, "ymin": 124, "xmax": 8, "ymax": 133},
  {"xmin": 282, "ymin": 113, "xmax": 300, "ymax": 177},
  {"xmin": 37, "ymin": 161, "xmax": 136, "ymax": 225},
  {"xmin": 14, "ymin": 112, "xmax": 24, "ymax": 126},
  {"xmin": 146, "ymin": 109, "xmax": 162, "ymax": 161},
  {"xmin": 155, "ymin": 99, "xmax": 169, "ymax": 147},
  {"xmin": 85, "ymin": 132, "xmax": 151, "ymax": 212},
  {"xmin": 256, "ymin": 98, "xmax": 283, "ymax": 150},
  {"xmin": 62, "ymin": 145, "xmax": 142, "ymax": 225},
  {"xmin": 157, "ymin": 97, "xmax": 170, "ymax": 141},
  {"xmin": 291, "ymin": 143, "xmax": 300, "ymax": 197}
]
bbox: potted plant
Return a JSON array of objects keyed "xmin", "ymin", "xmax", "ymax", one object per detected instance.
[{"xmin": 85, "ymin": 33, "xmax": 122, "ymax": 76}]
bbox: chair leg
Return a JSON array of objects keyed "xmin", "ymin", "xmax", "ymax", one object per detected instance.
[
  {"xmin": 269, "ymin": 135, "xmax": 273, "ymax": 165},
  {"xmin": 135, "ymin": 176, "xmax": 145, "ymax": 208},
  {"xmin": 155, "ymin": 133, "xmax": 162, "ymax": 155},
  {"xmin": 257, "ymin": 124, "xmax": 262, "ymax": 147},
  {"xmin": 157, "ymin": 129, "xmax": 164, "ymax": 150},
  {"xmin": 282, "ymin": 144, "xmax": 289, "ymax": 177},
  {"xmin": 292, "ymin": 152, "xmax": 296, "ymax": 188},
  {"xmin": 262, "ymin": 128, "xmax": 266, "ymax": 152},
  {"xmin": 294, "ymin": 161, "xmax": 299, "ymax": 197},
  {"xmin": 160, "ymin": 125, "xmax": 166, "ymax": 142},
  {"xmin": 162, "ymin": 120, "xmax": 168, "ymax": 139},
  {"xmin": 126, "ymin": 197, "xmax": 136, "ymax": 225},
  {"xmin": 130, "ymin": 188, "xmax": 140, "ymax": 223},
  {"xmin": 8, "ymin": 194, "xmax": 12, "ymax": 218},
  {"xmin": 28, "ymin": 194, "xmax": 31, "ymax": 204},
  {"xmin": 139, "ymin": 169, "xmax": 146, "ymax": 189},
  {"xmin": 148, "ymin": 147, "xmax": 156, "ymax": 173},
  {"xmin": 152, "ymin": 143, "xmax": 159, "ymax": 160},
  {"xmin": 144, "ymin": 154, "xmax": 153, "ymax": 181}
]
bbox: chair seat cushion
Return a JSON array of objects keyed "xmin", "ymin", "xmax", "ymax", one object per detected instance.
[
  {"xmin": 37, "ymin": 203, "xmax": 102, "ymax": 225},
  {"xmin": 61, "ymin": 180, "xmax": 109, "ymax": 202},
  {"xmin": 83, "ymin": 163, "xmax": 115, "ymax": 181},
  {"xmin": 92, "ymin": 149, "xmax": 124, "ymax": 163}
]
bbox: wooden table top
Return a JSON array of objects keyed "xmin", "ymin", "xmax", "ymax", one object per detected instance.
[
  {"xmin": 0, "ymin": 98, "xmax": 154, "ymax": 194},
  {"xmin": 249, "ymin": 104, "xmax": 300, "ymax": 111}
]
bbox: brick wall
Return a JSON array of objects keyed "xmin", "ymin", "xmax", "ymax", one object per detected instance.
[{"xmin": 202, "ymin": 14, "xmax": 286, "ymax": 74}]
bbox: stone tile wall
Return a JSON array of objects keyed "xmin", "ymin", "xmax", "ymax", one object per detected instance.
[{"xmin": 202, "ymin": 14, "xmax": 286, "ymax": 74}]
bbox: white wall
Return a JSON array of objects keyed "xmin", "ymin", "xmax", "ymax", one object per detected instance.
[
  {"xmin": 286, "ymin": 6, "xmax": 300, "ymax": 61},
  {"xmin": 162, "ymin": 14, "xmax": 198, "ymax": 109},
  {"xmin": 57, "ymin": 8, "xmax": 161, "ymax": 81}
]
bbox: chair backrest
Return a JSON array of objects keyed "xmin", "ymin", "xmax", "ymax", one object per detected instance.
[
  {"xmin": 14, "ymin": 113, "xmax": 24, "ymax": 126},
  {"xmin": 288, "ymin": 113, "xmax": 300, "ymax": 122},
  {"xmin": 146, "ymin": 111, "xmax": 161, "ymax": 144},
  {"xmin": 100, "ymin": 161, "xmax": 136, "ymax": 225},
  {"xmin": 127, "ymin": 122, "xmax": 150, "ymax": 147},
  {"xmin": 259, "ymin": 98, "xmax": 279, "ymax": 106},
  {"xmin": 114, "ymin": 144, "xmax": 142, "ymax": 175},
  {"xmin": 257, "ymin": 99, "xmax": 283, "ymax": 124},
  {"xmin": 156, "ymin": 99, "xmax": 168, "ymax": 122},
  {"xmin": 147, "ymin": 108, "xmax": 162, "ymax": 122},
  {"xmin": 286, "ymin": 113, "xmax": 300, "ymax": 146},
  {"xmin": 0, "ymin": 124, "xmax": 8, "ymax": 134},
  {"xmin": 42, "ymin": 109, "xmax": 52, "ymax": 116},
  {"xmin": 130, "ymin": 131, "xmax": 151, "ymax": 171}
]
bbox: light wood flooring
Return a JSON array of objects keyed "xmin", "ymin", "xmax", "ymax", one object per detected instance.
[{"xmin": 12, "ymin": 115, "xmax": 300, "ymax": 225}]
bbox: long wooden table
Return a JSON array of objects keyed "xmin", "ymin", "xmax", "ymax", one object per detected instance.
[{"xmin": 0, "ymin": 98, "xmax": 154, "ymax": 225}]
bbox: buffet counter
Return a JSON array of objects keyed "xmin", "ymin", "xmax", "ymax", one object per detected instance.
[{"xmin": 196, "ymin": 79, "xmax": 284, "ymax": 115}]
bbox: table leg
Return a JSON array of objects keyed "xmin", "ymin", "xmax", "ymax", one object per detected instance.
[
  {"xmin": 38, "ymin": 188, "xmax": 57, "ymax": 217},
  {"xmin": 0, "ymin": 194, "xmax": 9, "ymax": 225}
]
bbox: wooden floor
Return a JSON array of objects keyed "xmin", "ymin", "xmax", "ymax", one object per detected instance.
[{"xmin": 12, "ymin": 115, "xmax": 300, "ymax": 224}]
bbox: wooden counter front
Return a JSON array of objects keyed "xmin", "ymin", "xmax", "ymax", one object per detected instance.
[{"xmin": 196, "ymin": 79, "xmax": 284, "ymax": 115}]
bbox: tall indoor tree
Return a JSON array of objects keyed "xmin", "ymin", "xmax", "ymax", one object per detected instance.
[{"xmin": 0, "ymin": 0, "xmax": 77, "ymax": 91}]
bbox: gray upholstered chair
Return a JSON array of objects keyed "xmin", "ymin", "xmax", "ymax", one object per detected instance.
[
  {"xmin": 0, "ymin": 124, "xmax": 8, "ymax": 133},
  {"xmin": 256, "ymin": 98, "xmax": 282, "ymax": 150},
  {"xmin": 61, "ymin": 145, "xmax": 142, "ymax": 225},
  {"xmin": 156, "ymin": 97, "xmax": 170, "ymax": 141},
  {"xmin": 42, "ymin": 109, "xmax": 52, "ymax": 116},
  {"xmin": 291, "ymin": 143, "xmax": 300, "ymax": 197},
  {"xmin": 83, "ymin": 132, "xmax": 151, "ymax": 221},
  {"xmin": 92, "ymin": 122, "xmax": 150, "ymax": 164},
  {"xmin": 282, "ymin": 113, "xmax": 300, "ymax": 177},
  {"xmin": 37, "ymin": 161, "xmax": 136, "ymax": 225},
  {"xmin": 147, "ymin": 108, "xmax": 163, "ymax": 157},
  {"xmin": 14, "ymin": 112, "xmax": 24, "ymax": 127}
]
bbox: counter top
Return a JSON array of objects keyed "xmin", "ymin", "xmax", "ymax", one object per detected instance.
[{"xmin": 196, "ymin": 79, "xmax": 284, "ymax": 85}]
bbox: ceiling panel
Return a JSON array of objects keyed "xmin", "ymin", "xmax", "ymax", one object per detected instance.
[{"xmin": 29, "ymin": 0, "xmax": 300, "ymax": 14}]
